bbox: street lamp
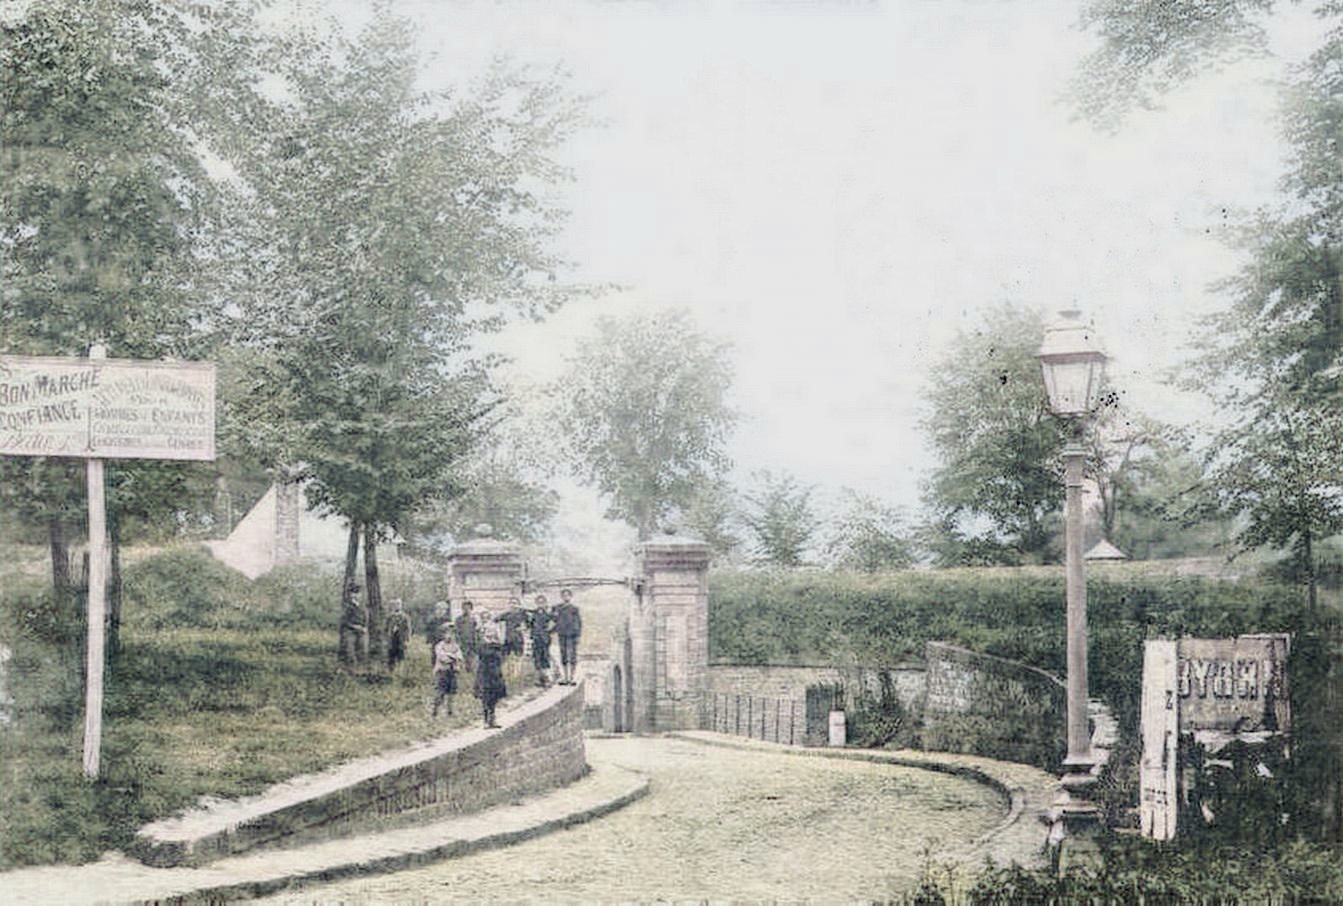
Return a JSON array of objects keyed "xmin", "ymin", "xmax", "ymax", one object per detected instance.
[{"xmin": 1037, "ymin": 308, "xmax": 1107, "ymax": 839}]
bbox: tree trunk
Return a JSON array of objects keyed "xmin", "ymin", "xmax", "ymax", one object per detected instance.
[
  {"xmin": 338, "ymin": 523, "xmax": 364, "ymax": 666},
  {"xmin": 364, "ymin": 526, "xmax": 383, "ymax": 668},
  {"xmin": 107, "ymin": 515, "xmax": 123, "ymax": 661},
  {"xmin": 1303, "ymin": 530, "xmax": 1318, "ymax": 613},
  {"xmin": 48, "ymin": 514, "xmax": 71, "ymax": 600}
]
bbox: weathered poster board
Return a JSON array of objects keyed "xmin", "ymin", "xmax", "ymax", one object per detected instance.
[
  {"xmin": 1140, "ymin": 634, "xmax": 1291, "ymax": 840},
  {"xmin": 0, "ymin": 354, "xmax": 216, "ymax": 460},
  {"xmin": 1176, "ymin": 634, "xmax": 1290, "ymax": 735}
]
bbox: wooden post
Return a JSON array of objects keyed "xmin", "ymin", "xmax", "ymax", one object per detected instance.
[{"xmin": 82, "ymin": 342, "xmax": 108, "ymax": 778}]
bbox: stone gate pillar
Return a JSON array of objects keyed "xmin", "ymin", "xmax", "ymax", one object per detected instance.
[
  {"xmin": 446, "ymin": 539, "xmax": 524, "ymax": 618},
  {"xmin": 631, "ymin": 535, "xmax": 711, "ymax": 732},
  {"xmin": 274, "ymin": 479, "xmax": 302, "ymax": 566}
]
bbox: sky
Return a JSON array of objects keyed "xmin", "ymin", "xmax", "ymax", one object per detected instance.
[{"xmin": 309, "ymin": 0, "xmax": 1322, "ymax": 549}]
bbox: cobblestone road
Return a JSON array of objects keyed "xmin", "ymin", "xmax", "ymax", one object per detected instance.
[{"xmin": 258, "ymin": 736, "xmax": 1009, "ymax": 903}]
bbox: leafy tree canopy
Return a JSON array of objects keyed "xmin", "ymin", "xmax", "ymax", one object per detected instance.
[
  {"xmin": 552, "ymin": 307, "xmax": 737, "ymax": 540},
  {"xmin": 825, "ymin": 488, "xmax": 917, "ymax": 572},
  {"xmin": 743, "ymin": 469, "xmax": 818, "ymax": 568},
  {"xmin": 1076, "ymin": 1, "xmax": 1343, "ymax": 605},
  {"xmin": 920, "ymin": 304, "xmax": 1068, "ymax": 565}
]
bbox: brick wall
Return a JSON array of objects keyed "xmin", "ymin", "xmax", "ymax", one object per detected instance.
[{"xmin": 134, "ymin": 684, "xmax": 588, "ymax": 867}]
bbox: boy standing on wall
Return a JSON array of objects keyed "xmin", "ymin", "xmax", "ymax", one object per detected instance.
[
  {"xmin": 431, "ymin": 622, "xmax": 462, "ymax": 719},
  {"xmin": 553, "ymin": 587, "xmax": 582, "ymax": 686},
  {"xmin": 528, "ymin": 594, "xmax": 553, "ymax": 687}
]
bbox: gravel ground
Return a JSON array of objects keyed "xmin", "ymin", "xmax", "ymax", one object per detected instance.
[{"xmin": 257, "ymin": 735, "xmax": 1008, "ymax": 904}]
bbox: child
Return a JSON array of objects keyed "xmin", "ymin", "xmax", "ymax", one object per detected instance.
[
  {"xmin": 431, "ymin": 622, "xmax": 462, "ymax": 719},
  {"xmin": 475, "ymin": 616, "xmax": 508, "ymax": 728}
]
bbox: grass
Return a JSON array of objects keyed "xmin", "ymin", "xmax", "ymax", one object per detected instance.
[{"xmin": 0, "ymin": 545, "xmax": 506, "ymax": 869}]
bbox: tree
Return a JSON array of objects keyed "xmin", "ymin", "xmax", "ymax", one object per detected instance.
[
  {"xmin": 222, "ymin": 12, "xmax": 585, "ymax": 665},
  {"xmin": 680, "ymin": 478, "xmax": 744, "ymax": 560},
  {"xmin": 1111, "ymin": 443, "xmax": 1235, "ymax": 561},
  {"xmin": 1, "ymin": 0, "xmax": 261, "ymax": 638},
  {"xmin": 825, "ymin": 489, "xmax": 917, "ymax": 572},
  {"xmin": 743, "ymin": 470, "xmax": 818, "ymax": 568},
  {"xmin": 920, "ymin": 304, "xmax": 1070, "ymax": 565},
  {"xmin": 405, "ymin": 449, "xmax": 560, "ymax": 553},
  {"xmin": 1075, "ymin": 1, "xmax": 1343, "ymax": 610},
  {"xmin": 552, "ymin": 308, "xmax": 737, "ymax": 539}
]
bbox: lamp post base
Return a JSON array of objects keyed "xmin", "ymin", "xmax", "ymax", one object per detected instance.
[{"xmin": 1049, "ymin": 774, "xmax": 1102, "ymax": 871}]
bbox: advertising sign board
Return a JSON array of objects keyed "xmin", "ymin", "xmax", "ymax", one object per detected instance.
[
  {"xmin": 1176, "ymin": 634, "xmax": 1290, "ymax": 734},
  {"xmin": 1140, "ymin": 633, "xmax": 1291, "ymax": 840},
  {"xmin": 0, "ymin": 354, "xmax": 215, "ymax": 461}
]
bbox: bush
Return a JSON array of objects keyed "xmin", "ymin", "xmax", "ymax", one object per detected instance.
[
  {"xmin": 0, "ymin": 575, "xmax": 83, "ymax": 649},
  {"xmin": 953, "ymin": 838, "xmax": 1343, "ymax": 904},
  {"xmin": 121, "ymin": 545, "xmax": 259, "ymax": 630}
]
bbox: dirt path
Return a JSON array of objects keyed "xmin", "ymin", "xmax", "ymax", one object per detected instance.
[{"xmin": 257, "ymin": 735, "xmax": 1013, "ymax": 903}]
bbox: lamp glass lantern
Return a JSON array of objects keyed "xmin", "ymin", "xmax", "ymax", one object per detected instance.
[{"xmin": 1037, "ymin": 310, "xmax": 1107, "ymax": 417}]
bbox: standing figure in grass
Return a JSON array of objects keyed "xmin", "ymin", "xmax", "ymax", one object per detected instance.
[
  {"xmin": 528, "ymin": 593, "xmax": 554, "ymax": 687},
  {"xmin": 431, "ymin": 622, "xmax": 462, "ymax": 719},
  {"xmin": 385, "ymin": 598, "xmax": 411, "ymax": 673},
  {"xmin": 474, "ymin": 616, "xmax": 507, "ymax": 728},
  {"xmin": 553, "ymin": 587, "xmax": 583, "ymax": 686},
  {"xmin": 338, "ymin": 580, "xmax": 367, "ymax": 667},
  {"xmin": 501, "ymin": 597, "xmax": 528, "ymax": 658},
  {"xmin": 455, "ymin": 599, "xmax": 479, "ymax": 674}
]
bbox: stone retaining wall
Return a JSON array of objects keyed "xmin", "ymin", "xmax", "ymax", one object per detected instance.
[
  {"xmin": 922, "ymin": 641, "xmax": 1066, "ymax": 770},
  {"xmin": 133, "ymin": 684, "xmax": 587, "ymax": 867},
  {"xmin": 704, "ymin": 663, "xmax": 925, "ymax": 746}
]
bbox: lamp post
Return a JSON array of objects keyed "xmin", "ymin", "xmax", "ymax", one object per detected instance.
[{"xmin": 1037, "ymin": 308, "xmax": 1107, "ymax": 839}]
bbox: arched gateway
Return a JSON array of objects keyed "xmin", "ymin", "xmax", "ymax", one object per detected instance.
[{"xmin": 445, "ymin": 535, "xmax": 712, "ymax": 735}]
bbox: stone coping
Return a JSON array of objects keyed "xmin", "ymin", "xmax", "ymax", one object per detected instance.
[
  {"xmin": 0, "ymin": 761, "xmax": 649, "ymax": 906},
  {"xmin": 134, "ymin": 682, "xmax": 582, "ymax": 863},
  {"xmin": 670, "ymin": 730, "xmax": 1061, "ymax": 868}
]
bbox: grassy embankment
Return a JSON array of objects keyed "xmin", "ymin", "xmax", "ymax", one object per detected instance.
[{"xmin": 0, "ymin": 544, "xmax": 510, "ymax": 868}]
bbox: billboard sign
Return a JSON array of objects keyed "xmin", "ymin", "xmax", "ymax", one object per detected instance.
[
  {"xmin": 0, "ymin": 354, "xmax": 215, "ymax": 461},
  {"xmin": 1176, "ymin": 634, "xmax": 1290, "ymax": 734}
]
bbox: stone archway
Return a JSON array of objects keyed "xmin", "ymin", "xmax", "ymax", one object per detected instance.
[{"xmin": 444, "ymin": 535, "xmax": 712, "ymax": 735}]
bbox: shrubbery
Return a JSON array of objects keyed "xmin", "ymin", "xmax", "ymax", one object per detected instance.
[
  {"xmin": 709, "ymin": 565, "xmax": 1341, "ymax": 844},
  {"xmin": 907, "ymin": 837, "xmax": 1343, "ymax": 905}
]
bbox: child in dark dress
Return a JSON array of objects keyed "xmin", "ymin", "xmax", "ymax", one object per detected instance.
[{"xmin": 474, "ymin": 617, "xmax": 507, "ymax": 728}]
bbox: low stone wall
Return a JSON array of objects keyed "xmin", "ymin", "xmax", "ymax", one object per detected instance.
[
  {"xmin": 704, "ymin": 663, "xmax": 925, "ymax": 746},
  {"xmin": 921, "ymin": 641, "xmax": 1066, "ymax": 771},
  {"xmin": 133, "ymin": 683, "xmax": 587, "ymax": 867}
]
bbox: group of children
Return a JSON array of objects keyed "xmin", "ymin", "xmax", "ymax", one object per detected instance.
[{"xmin": 428, "ymin": 589, "xmax": 583, "ymax": 729}]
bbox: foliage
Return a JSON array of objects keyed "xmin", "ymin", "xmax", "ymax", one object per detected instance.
[
  {"xmin": 0, "ymin": 0, "xmax": 256, "ymax": 597},
  {"xmin": 120, "ymin": 545, "xmax": 259, "ymax": 630},
  {"xmin": 920, "ymin": 305, "xmax": 1069, "ymax": 566},
  {"xmin": 403, "ymin": 446, "xmax": 559, "ymax": 552},
  {"xmin": 216, "ymin": 10, "xmax": 587, "ymax": 660},
  {"xmin": 1108, "ymin": 442, "xmax": 1234, "ymax": 561},
  {"xmin": 906, "ymin": 837, "xmax": 1343, "ymax": 904},
  {"xmin": 552, "ymin": 308, "xmax": 737, "ymax": 539},
  {"xmin": 742, "ymin": 470, "xmax": 819, "ymax": 568},
  {"xmin": 825, "ymin": 488, "xmax": 918, "ymax": 572},
  {"xmin": 1075, "ymin": 0, "xmax": 1343, "ymax": 612},
  {"xmin": 679, "ymin": 477, "xmax": 744, "ymax": 560},
  {"xmin": 1071, "ymin": 0, "xmax": 1278, "ymax": 133}
]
